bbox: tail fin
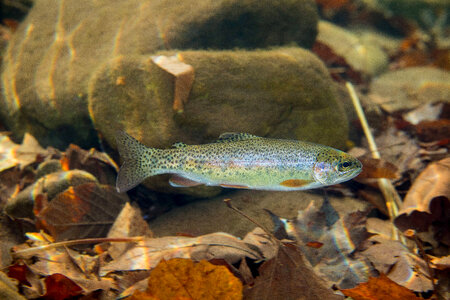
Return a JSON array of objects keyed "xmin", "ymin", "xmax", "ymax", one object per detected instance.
[{"xmin": 115, "ymin": 131, "xmax": 161, "ymax": 193}]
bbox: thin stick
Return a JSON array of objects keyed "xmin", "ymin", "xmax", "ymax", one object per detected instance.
[
  {"xmin": 13, "ymin": 236, "xmax": 143, "ymax": 257},
  {"xmin": 224, "ymin": 199, "xmax": 277, "ymax": 241},
  {"xmin": 346, "ymin": 82, "xmax": 405, "ymax": 244}
]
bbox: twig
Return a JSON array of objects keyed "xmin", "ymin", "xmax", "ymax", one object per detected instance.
[
  {"xmin": 13, "ymin": 237, "xmax": 143, "ymax": 257},
  {"xmin": 346, "ymin": 82, "xmax": 405, "ymax": 244},
  {"xmin": 224, "ymin": 199, "xmax": 277, "ymax": 242}
]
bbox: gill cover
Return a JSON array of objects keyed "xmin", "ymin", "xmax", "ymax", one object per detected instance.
[{"xmin": 313, "ymin": 161, "xmax": 339, "ymax": 185}]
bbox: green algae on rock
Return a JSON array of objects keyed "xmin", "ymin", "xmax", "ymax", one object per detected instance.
[
  {"xmin": 89, "ymin": 48, "xmax": 348, "ymax": 151},
  {"xmin": 0, "ymin": 0, "xmax": 318, "ymax": 148}
]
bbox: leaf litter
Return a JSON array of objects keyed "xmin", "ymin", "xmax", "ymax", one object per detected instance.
[{"xmin": 2, "ymin": 117, "xmax": 449, "ymax": 299}]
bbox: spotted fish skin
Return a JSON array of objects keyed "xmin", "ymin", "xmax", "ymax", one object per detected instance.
[{"xmin": 115, "ymin": 131, "xmax": 362, "ymax": 193}]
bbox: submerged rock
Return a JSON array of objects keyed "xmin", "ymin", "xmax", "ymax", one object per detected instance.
[
  {"xmin": 5, "ymin": 170, "xmax": 97, "ymax": 219},
  {"xmin": 370, "ymin": 67, "xmax": 450, "ymax": 113},
  {"xmin": 0, "ymin": 0, "xmax": 318, "ymax": 148},
  {"xmin": 148, "ymin": 190, "xmax": 369, "ymax": 238},
  {"xmin": 316, "ymin": 21, "xmax": 389, "ymax": 77},
  {"xmin": 90, "ymin": 48, "xmax": 348, "ymax": 150}
]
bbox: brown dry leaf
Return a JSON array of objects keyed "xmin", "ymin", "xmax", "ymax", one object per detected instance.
[
  {"xmin": 274, "ymin": 199, "xmax": 373, "ymax": 289},
  {"xmin": 360, "ymin": 235, "xmax": 432, "ymax": 292},
  {"xmin": 35, "ymin": 182, "xmax": 128, "ymax": 241},
  {"xmin": 244, "ymin": 242, "xmax": 343, "ymax": 300},
  {"xmin": 371, "ymin": 126, "xmax": 425, "ymax": 180},
  {"xmin": 151, "ymin": 55, "xmax": 195, "ymax": 113},
  {"xmin": 356, "ymin": 157, "xmax": 399, "ymax": 179},
  {"xmin": 130, "ymin": 258, "xmax": 242, "ymax": 300},
  {"xmin": 430, "ymin": 255, "xmax": 450, "ymax": 270},
  {"xmin": 60, "ymin": 144, "xmax": 118, "ymax": 185},
  {"xmin": 13, "ymin": 235, "xmax": 115, "ymax": 295},
  {"xmin": 0, "ymin": 133, "xmax": 47, "ymax": 172},
  {"xmin": 100, "ymin": 232, "xmax": 262, "ymax": 276},
  {"xmin": 0, "ymin": 270, "xmax": 26, "ymax": 300},
  {"xmin": 394, "ymin": 157, "xmax": 450, "ymax": 245},
  {"xmin": 415, "ymin": 119, "xmax": 450, "ymax": 143},
  {"xmin": 341, "ymin": 273, "xmax": 422, "ymax": 300},
  {"xmin": 106, "ymin": 202, "xmax": 153, "ymax": 260}
]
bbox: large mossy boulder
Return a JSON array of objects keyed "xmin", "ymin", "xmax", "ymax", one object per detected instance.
[
  {"xmin": 89, "ymin": 48, "xmax": 348, "ymax": 150},
  {"xmin": 0, "ymin": 0, "xmax": 319, "ymax": 148}
]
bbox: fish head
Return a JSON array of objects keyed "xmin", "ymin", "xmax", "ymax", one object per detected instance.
[{"xmin": 313, "ymin": 151, "xmax": 362, "ymax": 186}]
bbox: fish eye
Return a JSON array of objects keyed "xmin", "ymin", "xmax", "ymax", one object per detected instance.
[{"xmin": 338, "ymin": 161, "xmax": 351, "ymax": 171}]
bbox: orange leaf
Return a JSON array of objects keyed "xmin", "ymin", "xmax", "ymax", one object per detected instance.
[
  {"xmin": 8, "ymin": 262, "xmax": 30, "ymax": 286},
  {"xmin": 43, "ymin": 273, "xmax": 83, "ymax": 300},
  {"xmin": 341, "ymin": 273, "xmax": 422, "ymax": 300},
  {"xmin": 35, "ymin": 183, "xmax": 127, "ymax": 241},
  {"xmin": 356, "ymin": 157, "xmax": 399, "ymax": 179},
  {"xmin": 306, "ymin": 241, "xmax": 324, "ymax": 249},
  {"xmin": 131, "ymin": 258, "xmax": 243, "ymax": 300}
]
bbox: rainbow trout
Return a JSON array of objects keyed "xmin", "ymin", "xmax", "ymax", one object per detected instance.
[{"xmin": 115, "ymin": 131, "xmax": 362, "ymax": 193}]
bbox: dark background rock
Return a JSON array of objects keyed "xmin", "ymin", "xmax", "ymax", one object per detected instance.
[{"xmin": 0, "ymin": 0, "xmax": 319, "ymax": 148}]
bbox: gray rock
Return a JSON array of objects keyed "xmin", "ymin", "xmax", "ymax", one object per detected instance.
[
  {"xmin": 0, "ymin": 0, "xmax": 318, "ymax": 148},
  {"xmin": 5, "ymin": 170, "xmax": 97, "ymax": 219},
  {"xmin": 370, "ymin": 67, "xmax": 450, "ymax": 113},
  {"xmin": 317, "ymin": 21, "xmax": 389, "ymax": 77},
  {"xmin": 149, "ymin": 190, "xmax": 369, "ymax": 238},
  {"xmin": 35, "ymin": 159, "xmax": 62, "ymax": 179}
]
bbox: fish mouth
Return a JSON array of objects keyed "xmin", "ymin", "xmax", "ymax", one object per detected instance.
[{"xmin": 345, "ymin": 162, "xmax": 363, "ymax": 180}]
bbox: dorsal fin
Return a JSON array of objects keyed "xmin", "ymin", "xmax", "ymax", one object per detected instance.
[
  {"xmin": 214, "ymin": 132, "xmax": 260, "ymax": 143},
  {"xmin": 171, "ymin": 142, "xmax": 187, "ymax": 148}
]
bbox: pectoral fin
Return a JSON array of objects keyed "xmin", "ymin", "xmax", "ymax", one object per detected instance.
[
  {"xmin": 169, "ymin": 175, "xmax": 203, "ymax": 187},
  {"xmin": 280, "ymin": 179, "xmax": 312, "ymax": 188}
]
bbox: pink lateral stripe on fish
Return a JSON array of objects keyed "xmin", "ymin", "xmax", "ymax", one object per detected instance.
[{"xmin": 115, "ymin": 131, "xmax": 362, "ymax": 193}]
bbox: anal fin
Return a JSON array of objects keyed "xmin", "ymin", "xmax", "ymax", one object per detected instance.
[
  {"xmin": 169, "ymin": 175, "xmax": 203, "ymax": 187},
  {"xmin": 219, "ymin": 184, "xmax": 249, "ymax": 189}
]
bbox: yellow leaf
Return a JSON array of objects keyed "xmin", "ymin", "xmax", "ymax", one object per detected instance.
[{"xmin": 132, "ymin": 258, "xmax": 242, "ymax": 300}]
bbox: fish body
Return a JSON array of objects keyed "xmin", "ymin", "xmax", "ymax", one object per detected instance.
[{"xmin": 115, "ymin": 131, "xmax": 362, "ymax": 193}]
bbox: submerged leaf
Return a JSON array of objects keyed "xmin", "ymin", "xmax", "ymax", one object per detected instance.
[
  {"xmin": 356, "ymin": 157, "xmax": 399, "ymax": 179},
  {"xmin": 244, "ymin": 242, "xmax": 343, "ymax": 300},
  {"xmin": 394, "ymin": 157, "xmax": 450, "ymax": 245},
  {"xmin": 100, "ymin": 232, "xmax": 262, "ymax": 276},
  {"xmin": 35, "ymin": 183, "xmax": 128, "ymax": 241},
  {"xmin": 60, "ymin": 144, "xmax": 118, "ymax": 185},
  {"xmin": 42, "ymin": 274, "xmax": 83, "ymax": 300},
  {"xmin": 130, "ymin": 258, "xmax": 242, "ymax": 300},
  {"xmin": 0, "ymin": 133, "xmax": 47, "ymax": 172},
  {"xmin": 360, "ymin": 235, "xmax": 432, "ymax": 292},
  {"xmin": 341, "ymin": 273, "xmax": 422, "ymax": 300},
  {"xmin": 106, "ymin": 202, "xmax": 153, "ymax": 260},
  {"xmin": 276, "ymin": 199, "xmax": 372, "ymax": 289},
  {"xmin": 151, "ymin": 55, "xmax": 195, "ymax": 113}
]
